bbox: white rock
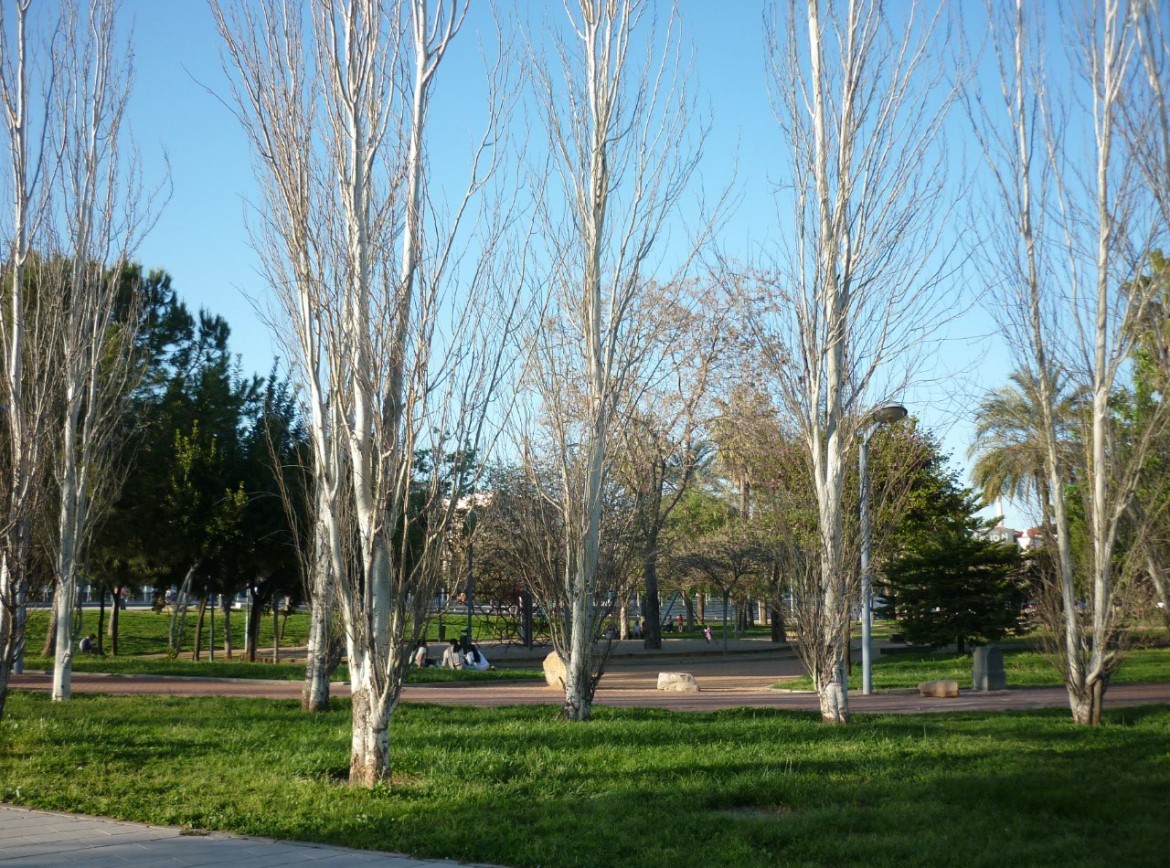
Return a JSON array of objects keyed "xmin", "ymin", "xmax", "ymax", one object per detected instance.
[
  {"xmin": 543, "ymin": 651, "xmax": 566, "ymax": 688},
  {"xmin": 657, "ymin": 671, "xmax": 700, "ymax": 692}
]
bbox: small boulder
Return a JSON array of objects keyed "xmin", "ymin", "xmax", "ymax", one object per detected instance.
[
  {"xmin": 543, "ymin": 651, "xmax": 567, "ymax": 688},
  {"xmin": 917, "ymin": 679, "xmax": 959, "ymax": 698},
  {"xmin": 657, "ymin": 672, "xmax": 700, "ymax": 692}
]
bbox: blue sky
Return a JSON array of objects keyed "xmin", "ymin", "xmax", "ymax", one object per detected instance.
[{"xmin": 116, "ymin": 1, "xmax": 1023, "ymax": 526}]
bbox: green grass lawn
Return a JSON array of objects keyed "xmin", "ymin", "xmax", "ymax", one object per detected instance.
[
  {"xmin": 22, "ymin": 609, "xmax": 313, "ymax": 657},
  {"xmin": 24, "ymin": 609, "xmax": 521, "ymax": 657},
  {"xmin": 779, "ymin": 646, "xmax": 1170, "ymax": 691},
  {"xmin": 19, "ymin": 608, "xmax": 543, "ymax": 683},
  {"xmin": 2, "ymin": 692, "xmax": 1168, "ymax": 867},
  {"xmin": 16, "ymin": 655, "xmax": 543, "ymax": 684}
]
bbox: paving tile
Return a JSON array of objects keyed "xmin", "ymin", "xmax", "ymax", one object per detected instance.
[
  {"xmin": 0, "ymin": 842, "xmax": 97, "ymax": 858},
  {"xmin": 42, "ymin": 823, "xmax": 106, "ymax": 837},
  {"xmin": 305, "ymin": 859, "xmax": 417, "ymax": 868},
  {"xmin": 1, "ymin": 857, "xmax": 88, "ymax": 867},
  {"xmin": 0, "ymin": 823, "xmax": 52, "ymax": 837},
  {"xmin": 1, "ymin": 806, "xmax": 505, "ymax": 868},
  {"xmin": 210, "ymin": 850, "xmax": 328, "ymax": 868},
  {"xmin": 0, "ymin": 828, "xmax": 40, "ymax": 841},
  {"xmin": 51, "ymin": 850, "xmax": 184, "ymax": 866},
  {"xmin": 98, "ymin": 854, "xmax": 188, "ymax": 867},
  {"xmin": 26, "ymin": 825, "xmax": 124, "ymax": 844}
]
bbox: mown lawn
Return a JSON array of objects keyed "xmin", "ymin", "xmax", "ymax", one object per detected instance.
[
  {"xmin": 16, "ymin": 655, "xmax": 542, "ymax": 683},
  {"xmin": 2, "ymin": 692, "xmax": 1168, "ymax": 867},
  {"xmin": 780, "ymin": 646, "xmax": 1170, "ymax": 691},
  {"xmin": 23, "ymin": 609, "xmax": 519, "ymax": 658},
  {"xmin": 21, "ymin": 608, "xmax": 542, "ymax": 683},
  {"xmin": 22, "ymin": 609, "xmax": 313, "ymax": 657}
]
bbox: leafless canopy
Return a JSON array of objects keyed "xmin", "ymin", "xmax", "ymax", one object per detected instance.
[
  {"xmin": 964, "ymin": 0, "xmax": 1170, "ymax": 723},
  {"xmin": 744, "ymin": 0, "xmax": 958, "ymax": 722},
  {"xmin": 519, "ymin": 0, "xmax": 719, "ymax": 720},
  {"xmin": 215, "ymin": 0, "xmax": 527, "ymax": 783}
]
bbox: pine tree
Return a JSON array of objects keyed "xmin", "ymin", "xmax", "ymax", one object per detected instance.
[{"xmin": 885, "ymin": 490, "xmax": 1027, "ymax": 653}]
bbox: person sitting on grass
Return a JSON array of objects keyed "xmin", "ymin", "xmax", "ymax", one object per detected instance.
[
  {"xmin": 464, "ymin": 643, "xmax": 491, "ymax": 671},
  {"xmin": 413, "ymin": 640, "xmax": 434, "ymax": 668},
  {"xmin": 79, "ymin": 634, "xmax": 98, "ymax": 655},
  {"xmin": 441, "ymin": 638, "xmax": 464, "ymax": 669}
]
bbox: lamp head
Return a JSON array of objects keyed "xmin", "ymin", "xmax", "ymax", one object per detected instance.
[{"xmin": 869, "ymin": 402, "xmax": 908, "ymax": 425}]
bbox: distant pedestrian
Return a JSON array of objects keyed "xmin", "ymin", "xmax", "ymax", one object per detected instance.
[
  {"xmin": 703, "ymin": 625, "xmax": 712, "ymax": 643},
  {"xmin": 79, "ymin": 634, "xmax": 98, "ymax": 655},
  {"xmin": 677, "ymin": 614, "xmax": 685, "ymax": 630}
]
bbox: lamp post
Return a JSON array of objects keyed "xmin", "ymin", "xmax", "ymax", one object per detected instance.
[
  {"xmin": 465, "ymin": 535, "xmax": 474, "ymax": 647},
  {"xmin": 860, "ymin": 401, "xmax": 907, "ymax": 695},
  {"xmin": 463, "ymin": 502, "xmax": 477, "ymax": 649}
]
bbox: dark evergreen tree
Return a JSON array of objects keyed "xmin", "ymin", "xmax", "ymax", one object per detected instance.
[{"xmin": 884, "ymin": 487, "xmax": 1027, "ymax": 652}]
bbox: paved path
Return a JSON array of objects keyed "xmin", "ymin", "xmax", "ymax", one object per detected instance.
[
  {"xmin": 11, "ymin": 669, "xmax": 1170, "ymax": 714},
  {"xmin": 0, "ymin": 805, "xmax": 501, "ymax": 867}
]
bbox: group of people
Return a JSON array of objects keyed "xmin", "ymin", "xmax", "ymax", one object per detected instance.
[
  {"xmin": 413, "ymin": 638, "xmax": 491, "ymax": 671},
  {"xmin": 632, "ymin": 615, "xmax": 713, "ymax": 641}
]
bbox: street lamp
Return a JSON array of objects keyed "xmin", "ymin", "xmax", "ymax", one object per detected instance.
[
  {"xmin": 463, "ymin": 500, "xmax": 478, "ymax": 649},
  {"xmin": 860, "ymin": 401, "xmax": 907, "ymax": 695}
]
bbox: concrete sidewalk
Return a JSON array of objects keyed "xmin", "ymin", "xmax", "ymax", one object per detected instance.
[{"xmin": 0, "ymin": 805, "xmax": 504, "ymax": 868}]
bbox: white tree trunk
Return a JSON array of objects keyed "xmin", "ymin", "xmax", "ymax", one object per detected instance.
[
  {"xmin": 50, "ymin": 576, "xmax": 76, "ymax": 701},
  {"xmin": 52, "ymin": 395, "xmax": 85, "ymax": 701},
  {"xmin": 302, "ymin": 512, "xmax": 334, "ymax": 711},
  {"xmin": 51, "ymin": 405, "xmax": 82, "ymax": 702},
  {"xmin": 349, "ymin": 664, "xmax": 390, "ymax": 787}
]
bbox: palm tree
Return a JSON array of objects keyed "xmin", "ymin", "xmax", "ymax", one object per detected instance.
[{"xmin": 968, "ymin": 368, "xmax": 1085, "ymax": 527}]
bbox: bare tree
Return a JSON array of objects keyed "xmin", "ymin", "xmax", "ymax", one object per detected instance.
[
  {"xmin": 525, "ymin": 0, "xmax": 714, "ymax": 721},
  {"xmin": 0, "ymin": 0, "xmax": 62, "ymax": 719},
  {"xmin": 967, "ymin": 0, "xmax": 1170, "ymax": 724},
  {"xmin": 749, "ymin": 0, "xmax": 956, "ymax": 722},
  {"xmin": 217, "ymin": 0, "xmax": 523, "ymax": 784},
  {"xmin": 212, "ymin": 0, "xmax": 338, "ymax": 712},
  {"xmin": 611, "ymin": 282, "xmax": 725, "ymax": 649},
  {"xmin": 46, "ymin": 0, "xmax": 161, "ymax": 701}
]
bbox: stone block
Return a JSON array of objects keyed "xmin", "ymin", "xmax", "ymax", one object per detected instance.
[
  {"xmin": 657, "ymin": 671, "xmax": 700, "ymax": 692},
  {"xmin": 972, "ymin": 644, "xmax": 1007, "ymax": 691},
  {"xmin": 542, "ymin": 650, "xmax": 566, "ymax": 688},
  {"xmin": 917, "ymin": 679, "xmax": 959, "ymax": 698}
]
